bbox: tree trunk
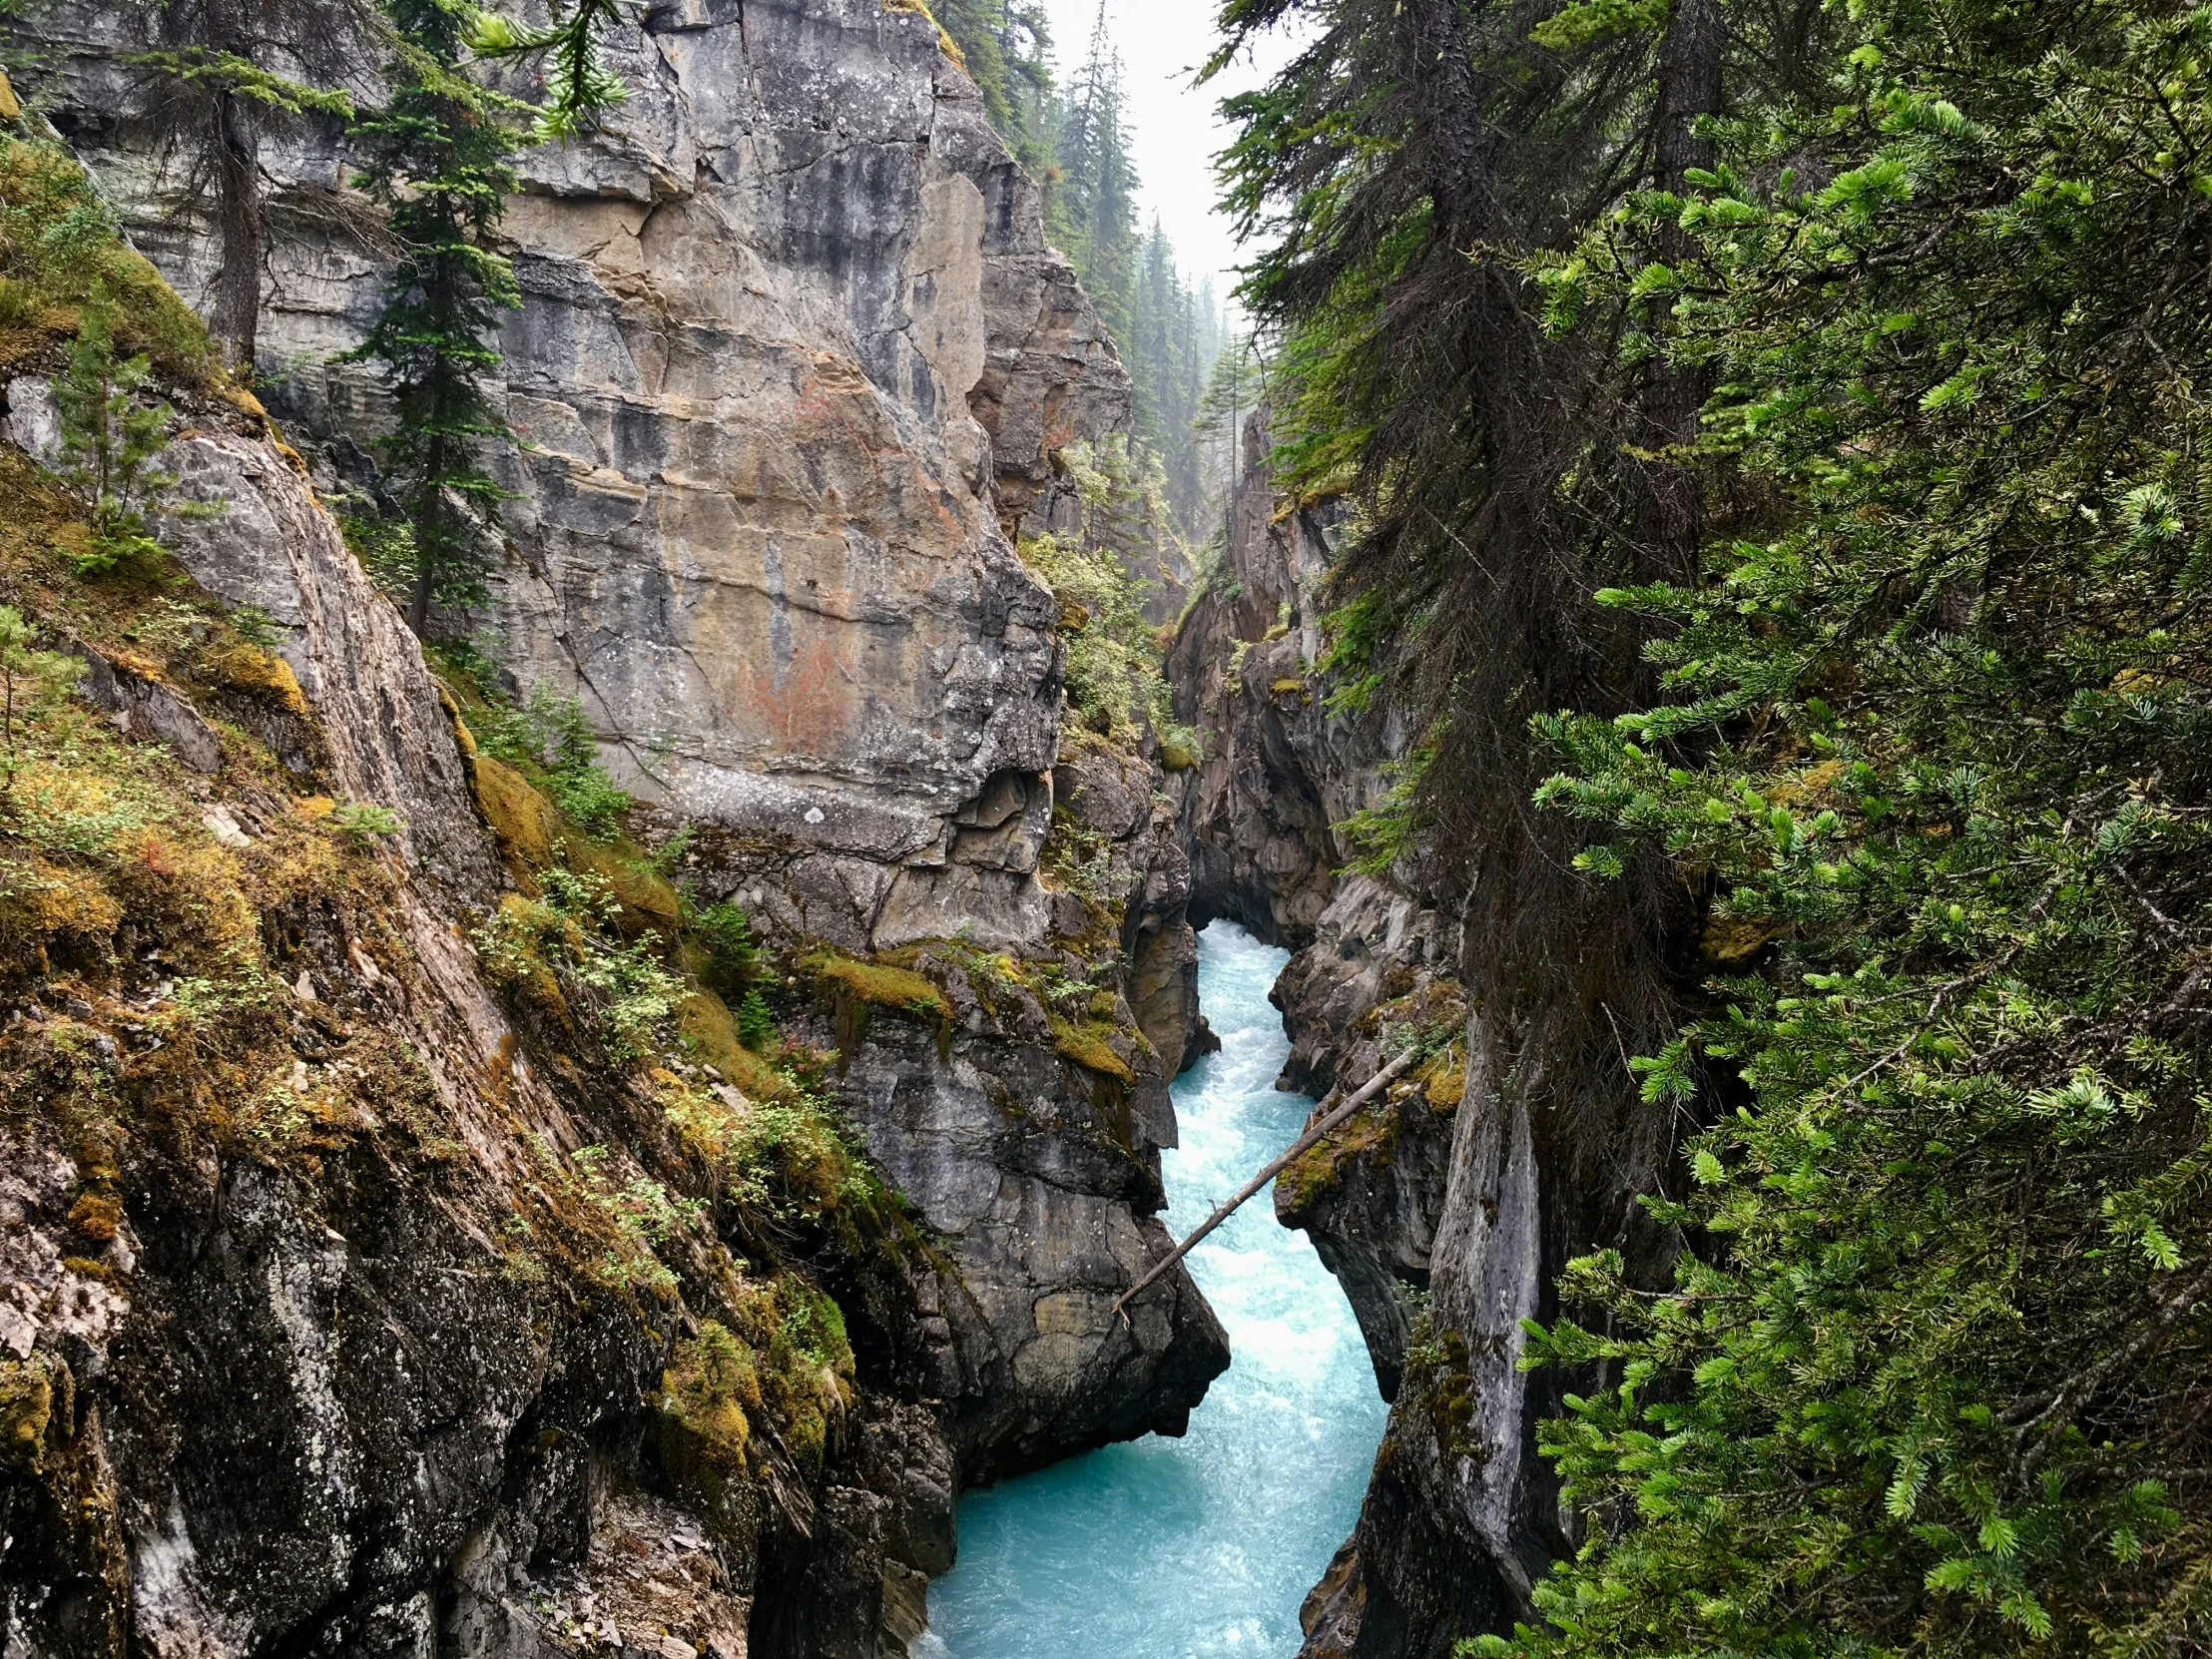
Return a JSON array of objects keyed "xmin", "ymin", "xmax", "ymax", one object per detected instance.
[
  {"xmin": 409, "ymin": 552, "xmax": 433, "ymax": 637},
  {"xmin": 1641, "ymin": 0, "xmax": 1726, "ymax": 576},
  {"xmin": 1654, "ymin": 0, "xmax": 1724, "ymax": 197},
  {"xmin": 209, "ymin": 87, "xmax": 262, "ymax": 375}
]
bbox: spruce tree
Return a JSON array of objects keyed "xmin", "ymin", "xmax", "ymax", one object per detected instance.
[
  {"xmin": 123, "ymin": 0, "xmax": 363, "ymax": 373},
  {"xmin": 54, "ymin": 304, "xmax": 181, "ymax": 576},
  {"xmin": 344, "ymin": 0, "xmax": 520, "ymax": 637},
  {"xmin": 468, "ymin": 0, "xmax": 629, "ymax": 139}
]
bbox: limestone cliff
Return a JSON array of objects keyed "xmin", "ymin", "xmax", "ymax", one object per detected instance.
[
  {"xmin": 47, "ymin": 0, "xmax": 1224, "ymax": 1468},
  {"xmin": 1, "ymin": 4, "xmax": 1226, "ymax": 1651}
]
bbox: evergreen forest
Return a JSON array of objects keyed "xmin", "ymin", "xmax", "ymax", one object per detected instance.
[
  {"xmin": 1216, "ymin": 0, "xmax": 2212, "ymax": 1654},
  {"xmin": 937, "ymin": 0, "xmax": 1238, "ymax": 543}
]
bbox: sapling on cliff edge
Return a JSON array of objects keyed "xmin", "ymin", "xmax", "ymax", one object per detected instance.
[{"xmin": 53, "ymin": 307, "xmax": 180, "ymax": 575}]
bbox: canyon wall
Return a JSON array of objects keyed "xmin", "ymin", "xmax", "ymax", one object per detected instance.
[
  {"xmin": 2, "ymin": 5, "xmax": 1226, "ymax": 1654},
  {"xmin": 1167, "ymin": 416, "xmax": 1462, "ymax": 1402},
  {"xmin": 1169, "ymin": 416, "xmax": 1673, "ymax": 1659}
]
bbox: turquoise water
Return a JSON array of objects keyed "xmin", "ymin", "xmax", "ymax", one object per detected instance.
[{"xmin": 918, "ymin": 922, "xmax": 1388, "ymax": 1659}]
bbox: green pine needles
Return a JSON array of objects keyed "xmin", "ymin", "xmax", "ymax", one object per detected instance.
[
  {"xmin": 54, "ymin": 304, "xmax": 199, "ymax": 576},
  {"xmin": 1488, "ymin": 4, "xmax": 2212, "ymax": 1656},
  {"xmin": 344, "ymin": 0, "xmax": 521, "ymax": 637},
  {"xmin": 469, "ymin": 0, "xmax": 630, "ymax": 140}
]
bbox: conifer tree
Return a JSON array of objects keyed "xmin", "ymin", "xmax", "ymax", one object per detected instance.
[
  {"xmin": 123, "ymin": 0, "xmax": 362, "ymax": 372},
  {"xmin": 344, "ymin": 0, "xmax": 521, "ymax": 637},
  {"xmin": 54, "ymin": 303, "xmax": 184, "ymax": 575}
]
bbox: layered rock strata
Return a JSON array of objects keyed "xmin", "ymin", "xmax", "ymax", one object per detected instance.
[{"xmin": 7, "ymin": 3, "xmax": 1228, "ymax": 1650}]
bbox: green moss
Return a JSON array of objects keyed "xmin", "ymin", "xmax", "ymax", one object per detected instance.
[
  {"xmin": 0, "ymin": 139, "xmax": 217, "ymax": 388},
  {"xmin": 1046, "ymin": 1012, "xmax": 1135, "ymax": 1083},
  {"xmin": 733, "ymin": 1274, "xmax": 854, "ymax": 1474},
  {"xmin": 1276, "ymin": 1101, "xmax": 1402, "ymax": 1215},
  {"xmin": 0, "ymin": 1356, "xmax": 56, "ymax": 1472},
  {"xmin": 806, "ymin": 950, "xmax": 949, "ymax": 1019},
  {"xmin": 203, "ymin": 644, "xmax": 310, "ymax": 717},
  {"xmin": 464, "ymin": 751, "xmax": 680, "ymax": 939},
  {"xmin": 655, "ymin": 1318, "xmax": 757, "ymax": 1496},
  {"xmin": 676, "ymin": 986, "xmax": 791, "ymax": 1102}
]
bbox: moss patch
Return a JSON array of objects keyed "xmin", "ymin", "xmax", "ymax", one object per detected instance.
[
  {"xmin": 676, "ymin": 986, "xmax": 791, "ymax": 1103},
  {"xmin": 805, "ymin": 951, "xmax": 949, "ymax": 1019},
  {"xmin": 0, "ymin": 1356, "xmax": 56, "ymax": 1472},
  {"xmin": 466, "ymin": 752, "xmax": 680, "ymax": 939},
  {"xmin": 1046, "ymin": 1012, "xmax": 1135, "ymax": 1084},
  {"xmin": 1420, "ymin": 1043, "xmax": 1467, "ymax": 1109},
  {"xmin": 656, "ymin": 1318, "xmax": 756, "ymax": 1484},
  {"xmin": 204, "ymin": 645, "xmax": 309, "ymax": 717},
  {"xmin": 1277, "ymin": 1101, "xmax": 1403, "ymax": 1214}
]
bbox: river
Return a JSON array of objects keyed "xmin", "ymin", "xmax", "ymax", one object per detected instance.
[{"xmin": 919, "ymin": 921, "xmax": 1388, "ymax": 1658}]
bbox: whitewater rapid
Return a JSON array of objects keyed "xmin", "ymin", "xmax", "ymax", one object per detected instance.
[{"xmin": 920, "ymin": 921, "xmax": 1387, "ymax": 1658}]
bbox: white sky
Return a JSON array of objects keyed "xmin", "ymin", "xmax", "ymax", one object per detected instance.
[{"xmin": 1033, "ymin": 0, "xmax": 1305, "ymax": 315}]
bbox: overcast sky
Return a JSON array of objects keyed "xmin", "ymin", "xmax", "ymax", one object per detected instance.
[{"xmin": 1031, "ymin": 0, "xmax": 1305, "ymax": 316}]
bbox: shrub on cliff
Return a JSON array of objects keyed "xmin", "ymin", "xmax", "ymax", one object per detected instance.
[
  {"xmin": 1021, "ymin": 518, "xmax": 1194, "ymax": 757},
  {"xmin": 469, "ymin": 680, "xmax": 632, "ymax": 837}
]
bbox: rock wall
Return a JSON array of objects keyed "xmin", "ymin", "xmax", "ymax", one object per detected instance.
[
  {"xmin": 0, "ymin": 388, "xmax": 941, "ymax": 1659},
  {"xmin": 1167, "ymin": 414, "xmax": 1682, "ymax": 1659},
  {"xmin": 5, "ymin": 4, "xmax": 1227, "ymax": 1652},
  {"xmin": 48, "ymin": 0, "xmax": 1132, "ymax": 938}
]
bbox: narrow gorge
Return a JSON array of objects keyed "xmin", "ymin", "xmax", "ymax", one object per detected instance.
[
  {"xmin": 3, "ymin": 3, "xmax": 1250, "ymax": 1651},
  {"xmin": 0, "ymin": 1, "xmax": 1457, "ymax": 1652},
  {"xmin": 12, "ymin": 2, "xmax": 2207, "ymax": 1659}
]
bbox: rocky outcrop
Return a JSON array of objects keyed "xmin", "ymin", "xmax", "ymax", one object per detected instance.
[
  {"xmin": 3, "ymin": 7, "xmax": 1227, "ymax": 1648},
  {"xmin": 0, "ymin": 393, "xmax": 955, "ymax": 1658}
]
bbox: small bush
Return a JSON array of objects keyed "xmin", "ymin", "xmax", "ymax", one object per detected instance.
[
  {"xmin": 1019, "ymin": 516, "xmax": 1177, "ymax": 742},
  {"xmin": 328, "ymin": 801, "xmax": 405, "ymax": 845},
  {"xmin": 695, "ymin": 898, "xmax": 760, "ymax": 977},
  {"xmin": 736, "ymin": 987, "xmax": 777, "ymax": 1051},
  {"xmin": 473, "ymin": 682, "xmax": 631, "ymax": 837},
  {"xmin": 474, "ymin": 862, "xmax": 684, "ymax": 1063}
]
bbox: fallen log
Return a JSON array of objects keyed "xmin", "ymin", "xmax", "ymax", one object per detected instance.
[{"xmin": 1111, "ymin": 1046, "xmax": 1420, "ymax": 1324}]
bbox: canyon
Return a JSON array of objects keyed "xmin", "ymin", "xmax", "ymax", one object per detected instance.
[{"xmin": 0, "ymin": 2, "xmax": 1660, "ymax": 1656}]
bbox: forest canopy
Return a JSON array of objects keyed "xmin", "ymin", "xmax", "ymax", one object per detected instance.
[{"xmin": 1219, "ymin": 0, "xmax": 2212, "ymax": 1653}]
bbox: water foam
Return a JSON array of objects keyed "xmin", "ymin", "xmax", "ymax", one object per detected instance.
[{"xmin": 923, "ymin": 922, "xmax": 1388, "ymax": 1658}]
